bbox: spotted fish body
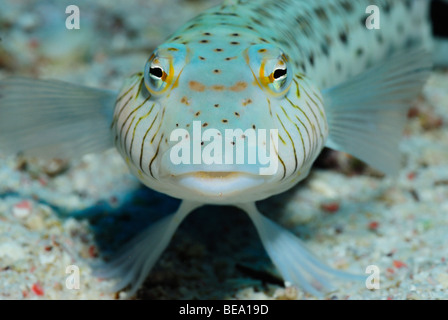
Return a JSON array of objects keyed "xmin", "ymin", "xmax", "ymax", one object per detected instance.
[
  {"xmin": 112, "ymin": 0, "xmax": 431, "ymax": 204},
  {"xmin": 0, "ymin": 0, "xmax": 439, "ymax": 297},
  {"xmin": 169, "ymin": 0, "xmax": 431, "ymax": 89}
]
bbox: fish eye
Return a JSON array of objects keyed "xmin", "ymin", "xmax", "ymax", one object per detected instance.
[
  {"xmin": 149, "ymin": 66, "xmax": 164, "ymax": 80},
  {"xmin": 143, "ymin": 43, "xmax": 187, "ymax": 97},
  {"xmin": 246, "ymin": 44, "xmax": 292, "ymax": 98},
  {"xmin": 271, "ymin": 64, "xmax": 288, "ymax": 91},
  {"xmin": 144, "ymin": 55, "xmax": 172, "ymax": 96},
  {"xmin": 273, "ymin": 67, "xmax": 287, "ymax": 81},
  {"xmin": 263, "ymin": 55, "xmax": 292, "ymax": 96}
]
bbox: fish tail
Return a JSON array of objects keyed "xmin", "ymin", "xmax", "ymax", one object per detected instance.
[
  {"xmin": 239, "ymin": 203, "xmax": 365, "ymax": 297},
  {"xmin": 0, "ymin": 77, "xmax": 117, "ymax": 158},
  {"xmin": 323, "ymin": 48, "xmax": 432, "ymax": 176}
]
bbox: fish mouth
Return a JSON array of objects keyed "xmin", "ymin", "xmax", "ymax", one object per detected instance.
[
  {"xmin": 173, "ymin": 171, "xmax": 266, "ymax": 198},
  {"xmin": 189, "ymin": 171, "xmax": 241, "ymax": 179},
  {"xmin": 158, "ymin": 151, "xmax": 273, "ymax": 200}
]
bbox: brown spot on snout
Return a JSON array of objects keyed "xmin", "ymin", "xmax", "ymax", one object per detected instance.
[
  {"xmin": 187, "ymin": 81, "xmax": 248, "ymax": 92},
  {"xmin": 211, "ymin": 85, "xmax": 225, "ymax": 91},
  {"xmin": 230, "ymin": 81, "xmax": 248, "ymax": 92},
  {"xmin": 242, "ymin": 98, "xmax": 253, "ymax": 106},
  {"xmin": 181, "ymin": 96, "xmax": 190, "ymax": 105},
  {"xmin": 189, "ymin": 81, "xmax": 206, "ymax": 92}
]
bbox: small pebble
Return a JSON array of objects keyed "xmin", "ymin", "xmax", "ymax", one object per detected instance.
[
  {"xmin": 393, "ymin": 260, "xmax": 408, "ymax": 269},
  {"xmin": 368, "ymin": 221, "xmax": 379, "ymax": 231},
  {"xmin": 320, "ymin": 202, "xmax": 340, "ymax": 213},
  {"xmin": 43, "ymin": 159, "xmax": 69, "ymax": 177},
  {"xmin": 13, "ymin": 200, "xmax": 32, "ymax": 219},
  {"xmin": 31, "ymin": 283, "xmax": 44, "ymax": 296}
]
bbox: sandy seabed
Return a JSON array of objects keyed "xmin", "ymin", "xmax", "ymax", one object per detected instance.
[{"xmin": 0, "ymin": 0, "xmax": 447, "ymax": 300}]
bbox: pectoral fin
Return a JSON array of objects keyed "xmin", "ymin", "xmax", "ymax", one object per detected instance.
[
  {"xmin": 0, "ymin": 77, "xmax": 117, "ymax": 158},
  {"xmin": 323, "ymin": 49, "xmax": 432, "ymax": 176}
]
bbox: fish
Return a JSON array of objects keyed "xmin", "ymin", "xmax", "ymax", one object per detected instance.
[{"xmin": 0, "ymin": 0, "xmax": 445, "ymax": 297}]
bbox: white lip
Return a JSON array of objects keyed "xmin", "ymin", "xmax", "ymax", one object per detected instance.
[{"xmin": 175, "ymin": 171, "xmax": 266, "ymax": 197}]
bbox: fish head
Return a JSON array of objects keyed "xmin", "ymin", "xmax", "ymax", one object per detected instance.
[{"xmin": 113, "ymin": 40, "xmax": 328, "ymax": 203}]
